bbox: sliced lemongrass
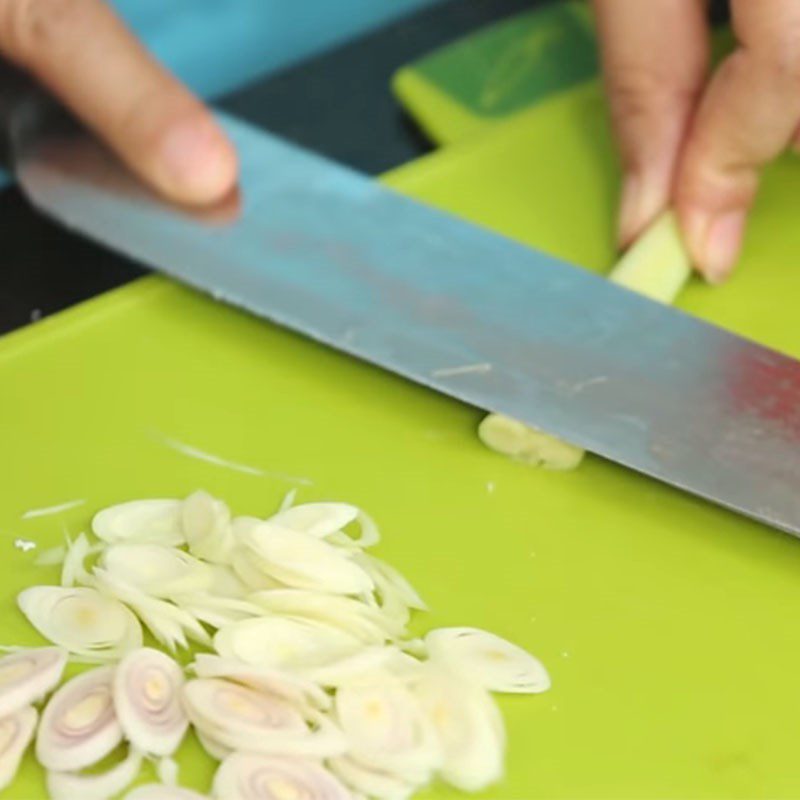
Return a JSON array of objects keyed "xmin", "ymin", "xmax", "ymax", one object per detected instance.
[
  {"xmin": 61, "ymin": 532, "xmax": 94, "ymax": 588},
  {"xmin": 213, "ymin": 617, "xmax": 362, "ymax": 672},
  {"xmin": 183, "ymin": 678, "xmax": 346, "ymax": 758},
  {"xmin": 36, "ymin": 666, "xmax": 122, "ymax": 771},
  {"xmin": 156, "ymin": 755, "xmax": 179, "ymax": 786},
  {"xmin": 125, "ymin": 784, "xmax": 209, "ymax": 800},
  {"xmin": 18, "ymin": 586, "xmax": 142, "ymax": 660},
  {"xmin": 335, "ymin": 680, "xmax": 441, "ymax": 778},
  {"xmin": 272, "ymin": 502, "xmax": 380, "ymax": 549},
  {"xmin": 478, "ymin": 414, "xmax": 585, "ymax": 470},
  {"xmin": 357, "ymin": 554, "xmax": 426, "ymax": 612},
  {"xmin": 46, "ymin": 746, "xmax": 142, "ymax": 800},
  {"xmin": 212, "ymin": 753, "xmax": 352, "ymax": 800},
  {"xmin": 241, "ymin": 524, "xmax": 373, "ymax": 595},
  {"xmin": 35, "ymin": 544, "xmax": 68, "ymax": 567},
  {"xmin": 250, "ymin": 589, "xmax": 404, "ymax": 643},
  {"xmin": 229, "ymin": 547, "xmax": 283, "ymax": 592},
  {"xmin": 0, "ymin": 706, "xmax": 37, "ymax": 791},
  {"xmin": 92, "ymin": 569, "xmax": 210, "ymax": 651},
  {"xmin": 191, "ymin": 654, "xmax": 330, "ymax": 712},
  {"xmin": 0, "ymin": 647, "xmax": 67, "ymax": 717},
  {"xmin": 181, "ymin": 491, "xmax": 234, "ymax": 564},
  {"xmin": 208, "ymin": 565, "xmax": 248, "ymax": 599},
  {"xmin": 277, "ymin": 488, "xmax": 298, "ymax": 513},
  {"xmin": 303, "ymin": 647, "xmax": 402, "ymax": 688},
  {"xmin": 329, "ymin": 755, "xmax": 417, "ymax": 800},
  {"xmin": 425, "ymin": 627, "xmax": 550, "ymax": 694},
  {"xmin": 170, "ymin": 593, "xmax": 260, "ymax": 630},
  {"xmin": 113, "ymin": 648, "xmax": 188, "ymax": 756},
  {"xmin": 100, "ymin": 544, "xmax": 213, "ymax": 598},
  {"xmin": 195, "ymin": 728, "xmax": 231, "ymax": 761},
  {"xmin": 92, "ymin": 500, "xmax": 184, "ymax": 546},
  {"xmin": 414, "ymin": 665, "xmax": 505, "ymax": 792}
]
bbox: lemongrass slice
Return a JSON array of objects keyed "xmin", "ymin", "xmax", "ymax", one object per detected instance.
[
  {"xmin": 478, "ymin": 414, "xmax": 585, "ymax": 470},
  {"xmin": 157, "ymin": 755, "xmax": 179, "ymax": 786},
  {"xmin": 100, "ymin": 544, "xmax": 213, "ymax": 598},
  {"xmin": 61, "ymin": 532, "xmax": 94, "ymax": 588},
  {"xmin": 269, "ymin": 503, "xmax": 380, "ymax": 547},
  {"xmin": 229, "ymin": 547, "xmax": 284, "ymax": 592},
  {"xmin": 414, "ymin": 665, "xmax": 505, "ymax": 792},
  {"xmin": 46, "ymin": 746, "xmax": 143, "ymax": 800},
  {"xmin": 113, "ymin": 648, "xmax": 188, "ymax": 756},
  {"xmin": 241, "ymin": 524, "xmax": 373, "ymax": 595},
  {"xmin": 195, "ymin": 728, "xmax": 231, "ymax": 761},
  {"xmin": 250, "ymin": 590, "xmax": 404, "ymax": 644},
  {"xmin": 335, "ymin": 680, "xmax": 441, "ymax": 778},
  {"xmin": 36, "ymin": 666, "xmax": 122, "ymax": 771},
  {"xmin": 303, "ymin": 647, "xmax": 402, "ymax": 688},
  {"xmin": 212, "ymin": 753, "xmax": 352, "ymax": 800},
  {"xmin": 125, "ymin": 784, "xmax": 209, "ymax": 799},
  {"xmin": 329, "ymin": 755, "xmax": 417, "ymax": 800},
  {"xmin": 209, "ymin": 565, "xmax": 248, "ymax": 599},
  {"xmin": 191, "ymin": 654, "xmax": 330, "ymax": 712},
  {"xmin": 92, "ymin": 570, "xmax": 210, "ymax": 651},
  {"xmin": 170, "ymin": 593, "xmax": 260, "ymax": 630},
  {"xmin": 18, "ymin": 586, "xmax": 142, "ymax": 660},
  {"xmin": 92, "ymin": 500, "xmax": 184, "ymax": 546},
  {"xmin": 181, "ymin": 491, "xmax": 234, "ymax": 564},
  {"xmin": 0, "ymin": 647, "xmax": 67, "ymax": 717},
  {"xmin": 425, "ymin": 628, "xmax": 550, "ymax": 694},
  {"xmin": 0, "ymin": 706, "xmax": 37, "ymax": 791},
  {"xmin": 357, "ymin": 555, "xmax": 426, "ymax": 612},
  {"xmin": 213, "ymin": 617, "xmax": 362, "ymax": 672},
  {"xmin": 183, "ymin": 679, "xmax": 346, "ymax": 758}
]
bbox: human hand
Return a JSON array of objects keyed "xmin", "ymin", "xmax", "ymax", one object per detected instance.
[
  {"xmin": 0, "ymin": 0, "xmax": 237, "ymax": 205},
  {"xmin": 594, "ymin": 0, "xmax": 800, "ymax": 283}
]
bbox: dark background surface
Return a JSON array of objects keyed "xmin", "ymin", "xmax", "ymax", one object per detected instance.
[{"xmin": 0, "ymin": 0, "xmax": 730, "ymax": 335}]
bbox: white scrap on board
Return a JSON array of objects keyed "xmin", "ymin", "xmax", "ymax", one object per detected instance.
[
  {"xmin": 155, "ymin": 433, "xmax": 314, "ymax": 486},
  {"xmin": 21, "ymin": 499, "xmax": 86, "ymax": 520},
  {"xmin": 431, "ymin": 363, "xmax": 493, "ymax": 379},
  {"xmin": 486, "ymin": 481, "xmax": 496, "ymax": 494},
  {"xmin": 13, "ymin": 538, "xmax": 36, "ymax": 553}
]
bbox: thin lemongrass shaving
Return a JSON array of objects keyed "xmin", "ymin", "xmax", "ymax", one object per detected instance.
[
  {"xmin": 46, "ymin": 746, "xmax": 143, "ymax": 800},
  {"xmin": 92, "ymin": 500, "xmax": 184, "ymax": 546},
  {"xmin": 0, "ymin": 647, "xmax": 67, "ymax": 717},
  {"xmin": 0, "ymin": 706, "xmax": 37, "ymax": 791}
]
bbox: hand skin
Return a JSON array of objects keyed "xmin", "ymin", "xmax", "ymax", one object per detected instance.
[
  {"xmin": 594, "ymin": 0, "xmax": 800, "ymax": 283},
  {"xmin": 0, "ymin": 0, "xmax": 238, "ymax": 205}
]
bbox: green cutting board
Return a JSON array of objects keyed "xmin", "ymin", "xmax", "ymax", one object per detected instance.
[{"xmin": 3, "ymin": 88, "xmax": 800, "ymax": 797}]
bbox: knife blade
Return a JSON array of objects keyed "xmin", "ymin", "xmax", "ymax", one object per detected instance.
[{"xmin": 4, "ymin": 91, "xmax": 800, "ymax": 535}]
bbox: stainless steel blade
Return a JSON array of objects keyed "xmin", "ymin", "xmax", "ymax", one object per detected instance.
[{"xmin": 14, "ymin": 114, "xmax": 800, "ymax": 534}]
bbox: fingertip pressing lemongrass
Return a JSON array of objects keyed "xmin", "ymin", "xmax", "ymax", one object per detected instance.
[
  {"xmin": 46, "ymin": 746, "xmax": 143, "ymax": 800},
  {"xmin": 36, "ymin": 666, "xmax": 122, "ymax": 772},
  {"xmin": 478, "ymin": 210, "xmax": 691, "ymax": 471},
  {"xmin": 113, "ymin": 648, "xmax": 188, "ymax": 756},
  {"xmin": 92, "ymin": 500, "xmax": 184, "ymax": 546},
  {"xmin": 425, "ymin": 628, "xmax": 550, "ymax": 694},
  {"xmin": 17, "ymin": 586, "xmax": 142, "ymax": 661},
  {"xmin": 212, "ymin": 753, "xmax": 352, "ymax": 800},
  {"xmin": 0, "ymin": 706, "xmax": 38, "ymax": 790},
  {"xmin": 0, "ymin": 647, "xmax": 67, "ymax": 717}
]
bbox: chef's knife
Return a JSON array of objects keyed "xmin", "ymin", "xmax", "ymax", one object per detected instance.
[{"xmin": 2, "ymin": 65, "xmax": 800, "ymax": 535}]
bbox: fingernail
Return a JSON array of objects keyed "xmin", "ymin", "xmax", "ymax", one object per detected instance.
[
  {"xmin": 699, "ymin": 210, "xmax": 746, "ymax": 284},
  {"xmin": 617, "ymin": 173, "xmax": 665, "ymax": 248},
  {"xmin": 159, "ymin": 117, "xmax": 237, "ymax": 204}
]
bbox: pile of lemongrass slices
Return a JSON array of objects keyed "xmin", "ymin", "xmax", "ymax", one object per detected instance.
[{"xmin": 2, "ymin": 491, "xmax": 549, "ymax": 799}]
